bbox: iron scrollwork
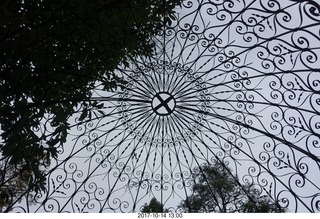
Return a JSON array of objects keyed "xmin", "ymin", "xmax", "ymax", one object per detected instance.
[{"xmin": 1, "ymin": 0, "xmax": 320, "ymax": 213}]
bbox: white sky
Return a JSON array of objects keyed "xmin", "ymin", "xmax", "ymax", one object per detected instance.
[{"xmin": 6, "ymin": 0, "xmax": 320, "ymax": 213}]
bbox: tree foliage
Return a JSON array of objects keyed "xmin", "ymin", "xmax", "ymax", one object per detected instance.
[
  {"xmin": 141, "ymin": 197, "xmax": 168, "ymax": 213},
  {"xmin": 0, "ymin": 156, "xmax": 41, "ymax": 212},
  {"xmin": 179, "ymin": 161, "xmax": 286, "ymax": 213},
  {"xmin": 0, "ymin": 0, "xmax": 182, "ymax": 210}
]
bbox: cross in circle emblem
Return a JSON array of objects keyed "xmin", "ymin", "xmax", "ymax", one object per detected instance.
[{"xmin": 152, "ymin": 92, "xmax": 176, "ymax": 116}]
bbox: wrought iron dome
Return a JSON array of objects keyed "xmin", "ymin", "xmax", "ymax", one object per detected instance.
[{"xmin": 4, "ymin": 0, "xmax": 320, "ymax": 213}]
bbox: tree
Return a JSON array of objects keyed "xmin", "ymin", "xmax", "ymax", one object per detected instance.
[
  {"xmin": 141, "ymin": 197, "xmax": 168, "ymax": 213},
  {"xmin": 0, "ymin": 155, "xmax": 42, "ymax": 212},
  {"xmin": 179, "ymin": 161, "xmax": 286, "ymax": 213},
  {"xmin": 241, "ymin": 190, "xmax": 285, "ymax": 213},
  {"xmin": 0, "ymin": 0, "xmax": 182, "ymax": 209}
]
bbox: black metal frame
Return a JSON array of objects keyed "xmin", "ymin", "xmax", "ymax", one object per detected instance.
[{"xmin": 2, "ymin": 0, "xmax": 320, "ymax": 212}]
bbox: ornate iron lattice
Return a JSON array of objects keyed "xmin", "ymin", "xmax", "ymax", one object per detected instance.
[{"xmin": 3, "ymin": 0, "xmax": 320, "ymax": 212}]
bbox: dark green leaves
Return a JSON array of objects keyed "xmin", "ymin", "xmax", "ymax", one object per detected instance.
[
  {"xmin": 179, "ymin": 161, "xmax": 286, "ymax": 213},
  {"xmin": 141, "ymin": 197, "xmax": 168, "ymax": 213},
  {"xmin": 0, "ymin": 0, "xmax": 182, "ymax": 211}
]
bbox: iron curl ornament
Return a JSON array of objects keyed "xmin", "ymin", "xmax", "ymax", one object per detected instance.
[{"xmin": 1, "ymin": 0, "xmax": 320, "ymax": 213}]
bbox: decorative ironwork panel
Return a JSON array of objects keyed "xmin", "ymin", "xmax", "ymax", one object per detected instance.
[{"xmin": 2, "ymin": 0, "xmax": 320, "ymax": 213}]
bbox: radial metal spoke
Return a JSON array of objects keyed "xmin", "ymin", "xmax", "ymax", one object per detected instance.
[{"xmin": 6, "ymin": 0, "xmax": 320, "ymax": 213}]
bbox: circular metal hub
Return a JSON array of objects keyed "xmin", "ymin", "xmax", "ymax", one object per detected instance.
[{"xmin": 151, "ymin": 92, "xmax": 176, "ymax": 116}]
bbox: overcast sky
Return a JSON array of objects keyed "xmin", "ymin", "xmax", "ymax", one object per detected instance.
[{"xmin": 8, "ymin": 0, "xmax": 320, "ymax": 213}]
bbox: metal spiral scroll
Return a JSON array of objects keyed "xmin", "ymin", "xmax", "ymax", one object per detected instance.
[{"xmin": 8, "ymin": 0, "xmax": 320, "ymax": 212}]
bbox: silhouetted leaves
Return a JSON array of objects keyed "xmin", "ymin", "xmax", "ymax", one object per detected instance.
[
  {"xmin": 141, "ymin": 197, "xmax": 168, "ymax": 213},
  {"xmin": 179, "ymin": 161, "xmax": 286, "ymax": 213},
  {"xmin": 0, "ymin": 0, "xmax": 182, "ymax": 211}
]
